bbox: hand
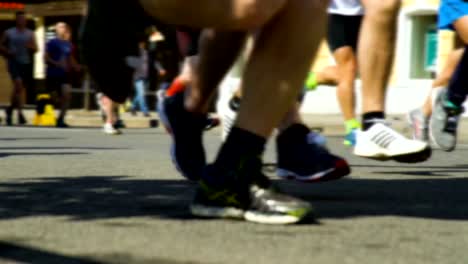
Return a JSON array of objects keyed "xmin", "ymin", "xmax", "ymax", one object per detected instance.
[{"xmin": 159, "ymin": 69, "xmax": 167, "ymax": 77}]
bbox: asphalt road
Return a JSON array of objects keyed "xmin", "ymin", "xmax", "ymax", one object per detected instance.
[{"xmin": 0, "ymin": 126, "xmax": 467, "ymax": 264}]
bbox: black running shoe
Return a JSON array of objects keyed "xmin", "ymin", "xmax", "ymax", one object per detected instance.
[
  {"xmin": 276, "ymin": 124, "xmax": 350, "ymax": 182},
  {"xmin": 158, "ymin": 91, "xmax": 207, "ymax": 181},
  {"xmin": 190, "ymin": 159, "xmax": 312, "ymax": 225},
  {"xmin": 18, "ymin": 113, "xmax": 27, "ymax": 125},
  {"xmin": 113, "ymin": 119, "xmax": 126, "ymax": 129},
  {"xmin": 81, "ymin": 0, "xmax": 150, "ymax": 103},
  {"xmin": 5, "ymin": 107, "xmax": 12, "ymax": 126},
  {"xmin": 56, "ymin": 118, "xmax": 69, "ymax": 128}
]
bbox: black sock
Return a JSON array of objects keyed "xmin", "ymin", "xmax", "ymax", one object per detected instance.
[
  {"xmin": 362, "ymin": 112, "xmax": 385, "ymax": 131},
  {"xmin": 209, "ymin": 127, "xmax": 266, "ymax": 183}
]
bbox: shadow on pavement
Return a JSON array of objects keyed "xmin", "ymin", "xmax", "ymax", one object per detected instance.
[
  {"xmin": 352, "ymin": 164, "xmax": 468, "ymax": 177},
  {"xmin": 0, "ymin": 176, "xmax": 195, "ymax": 221},
  {"xmin": 0, "ymin": 176, "xmax": 467, "ymax": 222},
  {"xmin": 281, "ymin": 177, "xmax": 468, "ymax": 220},
  {"xmin": 0, "ymin": 147, "xmax": 128, "ymax": 151},
  {"xmin": 352, "ymin": 164, "xmax": 468, "ymax": 170},
  {"xmin": 0, "ymin": 241, "xmax": 103, "ymax": 264},
  {"xmin": 0, "ymin": 152, "xmax": 88, "ymax": 158},
  {"xmin": 0, "ymin": 240, "xmax": 208, "ymax": 264},
  {"xmin": 0, "ymin": 137, "xmax": 66, "ymax": 141}
]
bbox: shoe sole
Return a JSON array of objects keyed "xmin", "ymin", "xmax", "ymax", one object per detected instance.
[
  {"xmin": 190, "ymin": 204, "xmax": 310, "ymax": 225},
  {"xmin": 357, "ymin": 146, "xmax": 432, "ymax": 163},
  {"xmin": 244, "ymin": 208, "xmax": 310, "ymax": 225},
  {"xmin": 190, "ymin": 204, "xmax": 244, "ymax": 219},
  {"xmin": 103, "ymin": 131, "xmax": 122, "ymax": 135},
  {"xmin": 276, "ymin": 159, "xmax": 350, "ymax": 182}
]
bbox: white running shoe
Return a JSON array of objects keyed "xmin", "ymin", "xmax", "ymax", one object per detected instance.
[
  {"xmin": 217, "ymin": 95, "xmax": 238, "ymax": 141},
  {"xmin": 216, "ymin": 77, "xmax": 241, "ymax": 141},
  {"xmin": 354, "ymin": 123, "xmax": 431, "ymax": 163},
  {"xmin": 103, "ymin": 123, "xmax": 122, "ymax": 135}
]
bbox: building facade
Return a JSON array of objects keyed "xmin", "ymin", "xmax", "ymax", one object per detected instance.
[{"xmin": 303, "ymin": 0, "xmax": 460, "ymax": 115}]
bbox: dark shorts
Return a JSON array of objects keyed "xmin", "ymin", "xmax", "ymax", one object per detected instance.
[
  {"xmin": 46, "ymin": 75, "xmax": 68, "ymax": 96},
  {"xmin": 8, "ymin": 60, "xmax": 32, "ymax": 81},
  {"xmin": 327, "ymin": 14, "xmax": 363, "ymax": 52}
]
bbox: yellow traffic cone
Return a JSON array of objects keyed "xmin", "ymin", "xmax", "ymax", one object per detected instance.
[{"xmin": 34, "ymin": 94, "xmax": 56, "ymax": 127}]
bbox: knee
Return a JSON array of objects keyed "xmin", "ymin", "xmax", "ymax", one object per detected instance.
[
  {"xmin": 337, "ymin": 60, "xmax": 358, "ymax": 84},
  {"xmin": 343, "ymin": 60, "xmax": 358, "ymax": 75},
  {"xmin": 363, "ymin": 0, "xmax": 401, "ymax": 20},
  {"xmin": 234, "ymin": 0, "xmax": 287, "ymax": 28}
]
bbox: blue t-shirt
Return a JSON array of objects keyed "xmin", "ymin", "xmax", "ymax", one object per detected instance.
[
  {"xmin": 438, "ymin": 0, "xmax": 468, "ymax": 30},
  {"xmin": 46, "ymin": 38, "xmax": 71, "ymax": 77}
]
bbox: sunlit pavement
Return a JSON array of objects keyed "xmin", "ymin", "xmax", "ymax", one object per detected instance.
[{"xmin": 0, "ymin": 126, "xmax": 467, "ymax": 264}]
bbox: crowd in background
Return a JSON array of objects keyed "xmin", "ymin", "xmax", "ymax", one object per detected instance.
[{"xmin": 0, "ymin": 10, "xmax": 178, "ymax": 134}]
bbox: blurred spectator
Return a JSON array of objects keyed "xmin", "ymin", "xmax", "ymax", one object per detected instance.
[
  {"xmin": 0, "ymin": 11, "xmax": 37, "ymax": 126},
  {"xmin": 130, "ymin": 40, "xmax": 150, "ymax": 117},
  {"xmin": 45, "ymin": 22, "xmax": 80, "ymax": 128},
  {"xmin": 96, "ymin": 92, "xmax": 122, "ymax": 135}
]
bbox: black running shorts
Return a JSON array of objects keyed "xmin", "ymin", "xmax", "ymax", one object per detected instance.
[
  {"xmin": 327, "ymin": 14, "xmax": 363, "ymax": 52},
  {"xmin": 46, "ymin": 75, "xmax": 67, "ymax": 96}
]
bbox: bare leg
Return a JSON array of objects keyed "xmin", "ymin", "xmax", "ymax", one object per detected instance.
[
  {"xmin": 276, "ymin": 64, "xmax": 339, "ymax": 131},
  {"xmin": 333, "ymin": 46, "xmax": 358, "ymax": 121},
  {"xmin": 11, "ymin": 79, "xmax": 25, "ymax": 114},
  {"xmin": 316, "ymin": 65, "xmax": 339, "ymax": 85},
  {"xmin": 422, "ymin": 48, "xmax": 464, "ymax": 117},
  {"xmin": 237, "ymin": 0, "xmax": 328, "ymax": 137},
  {"xmin": 58, "ymin": 84, "xmax": 72, "ymax": 122},
  {"xmin": 142, "ymin": 0, "xmax": 287, "ymax": 113},
  {"xmin": 101, "ymin": 95, "xmax": 116, "ymax": 125},
  {"xmin": 187, "ymin": 30, "xmax": 247, "ymax": 113},
  {"xmin": 355, "ymin": 0, "xmax": 431, "ymax": 163},
  {"xmin": 359, "ymin": 0, "xmax": 400, "ymax": 114},
  {"xmin": 278, "ymin": 47, "xmax": 357, "ymax": 133},
  {"xmin": 139, "ymin": 0, "xmax": 287, "ymax": 30},
  {"xmin": 278, "ymin": 102, "xmax": 303, "ymax": 132},
  {"xmin": 454, "ymin": 16, "xmax": 468, "ymax": 43},
  {"xmin": 141, "ymin": 0, "xmax": 327, "ymax": 137}
]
